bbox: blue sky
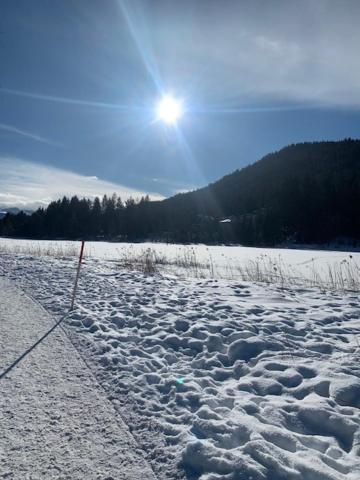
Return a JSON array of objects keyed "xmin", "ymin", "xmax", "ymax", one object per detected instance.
[{"xmin": 1, "ymin": 0, "xmax": 360, "ymax": 208}]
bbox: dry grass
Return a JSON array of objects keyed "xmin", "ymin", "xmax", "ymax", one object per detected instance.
[
  {"xmin": 115, "ymin": 246, "xmax": 360, "ymax": 292},
  {"xmin": 116, "ymin": 245, "xmax": 207, "ymax": 278},
  {"xmin": 236, "ymin": 254, "xmax": 360, "ymax": 291},
  {"xmin": 0, "ymin": 241, "xmax": 79, "ymax": 257}
]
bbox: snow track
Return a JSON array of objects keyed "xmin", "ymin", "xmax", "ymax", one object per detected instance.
[
  {"xmin": 1, "ymin": 253, "xmax": 360, "ymax": 479},
  {"xmin": 0, "ymin": 277, "xmax": 156, "ymax": 480}
]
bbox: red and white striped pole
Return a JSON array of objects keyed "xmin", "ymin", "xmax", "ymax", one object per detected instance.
[{"xmin": 70, "ymin": 240, "xmax": 85, "ymax": 311}]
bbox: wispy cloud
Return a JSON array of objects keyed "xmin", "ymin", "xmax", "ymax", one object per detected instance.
[
  {"xmin": 0, "ymin": 88, "xmax": 140, "ymax": 111},
  {"xmin": 0, "ymin": 123, "xmax": 61, "ymax": 147},
  {"xmin": 143, "ymin": 0, "xmax": 360, "ymax": 108},
  {"xmin": 0, "ymin": 157, "xmax": 163, "ymax": 209}
]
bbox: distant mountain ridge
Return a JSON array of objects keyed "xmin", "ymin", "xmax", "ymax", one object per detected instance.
[
  {"xmin": 0, "ymin": 207, "xmax": 33, "ymax": 219},
  {"xmin": 0, "ymin": 139, "xmax": 359, "ymax": 245}
]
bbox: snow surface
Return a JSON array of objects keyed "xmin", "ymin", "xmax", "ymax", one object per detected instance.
[
  {"xmin": 1, "ymin": 250, "xmax": 360, "ymax": 479},
  {"xmin": 0, "ymin": 276, "xmax": 156, "ymax": 479},
  {"xmin": 1, "ymin": 238, "xmax": 359, "ymax": 284}
]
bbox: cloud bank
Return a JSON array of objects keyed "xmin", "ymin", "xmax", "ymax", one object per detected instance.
[{"xmin": 0, "ymin": 158, "xmax": 163, "ymax": 210}]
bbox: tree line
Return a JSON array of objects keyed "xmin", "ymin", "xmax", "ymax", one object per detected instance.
[{"xmin": 1, "ymin": 139, "xmax": 359, "ymax": 246}]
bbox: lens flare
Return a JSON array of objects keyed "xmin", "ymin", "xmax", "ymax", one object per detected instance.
[{"xmin": 156, "ymin": 95, "xmax": 183, "ymax": 125}]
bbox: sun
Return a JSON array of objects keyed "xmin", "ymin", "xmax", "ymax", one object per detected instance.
[{"xmin": 156, "ymin": 95, "xmax": 183, "ymax": 125}]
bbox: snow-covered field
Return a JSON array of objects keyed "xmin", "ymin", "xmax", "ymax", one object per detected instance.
[
  {"xmin": 1, "ymin": 238, "xmax": 359, "ymax": 289},
  {"xmin": 1, "ymin": 241, "xmax": 360, "ymax": 479}
]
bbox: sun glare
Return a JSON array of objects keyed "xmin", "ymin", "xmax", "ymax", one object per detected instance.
[{"xmin": 156, "ymin": 95, "xmax": 183, "ymax": 125}]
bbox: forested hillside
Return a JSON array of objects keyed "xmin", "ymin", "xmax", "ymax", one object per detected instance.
[{"xmin": 1, "ymin": 139, "xmax": 359, "ymax": 246}]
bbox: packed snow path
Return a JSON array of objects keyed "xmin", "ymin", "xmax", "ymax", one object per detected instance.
[{"xmin": 0, "ymin": 278, "xmax": 156, "ymax": 480}]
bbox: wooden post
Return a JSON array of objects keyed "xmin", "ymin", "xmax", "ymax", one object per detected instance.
[{"xmin": 70, "ymin": 240, "xmax": 85, "ymax": 311}]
